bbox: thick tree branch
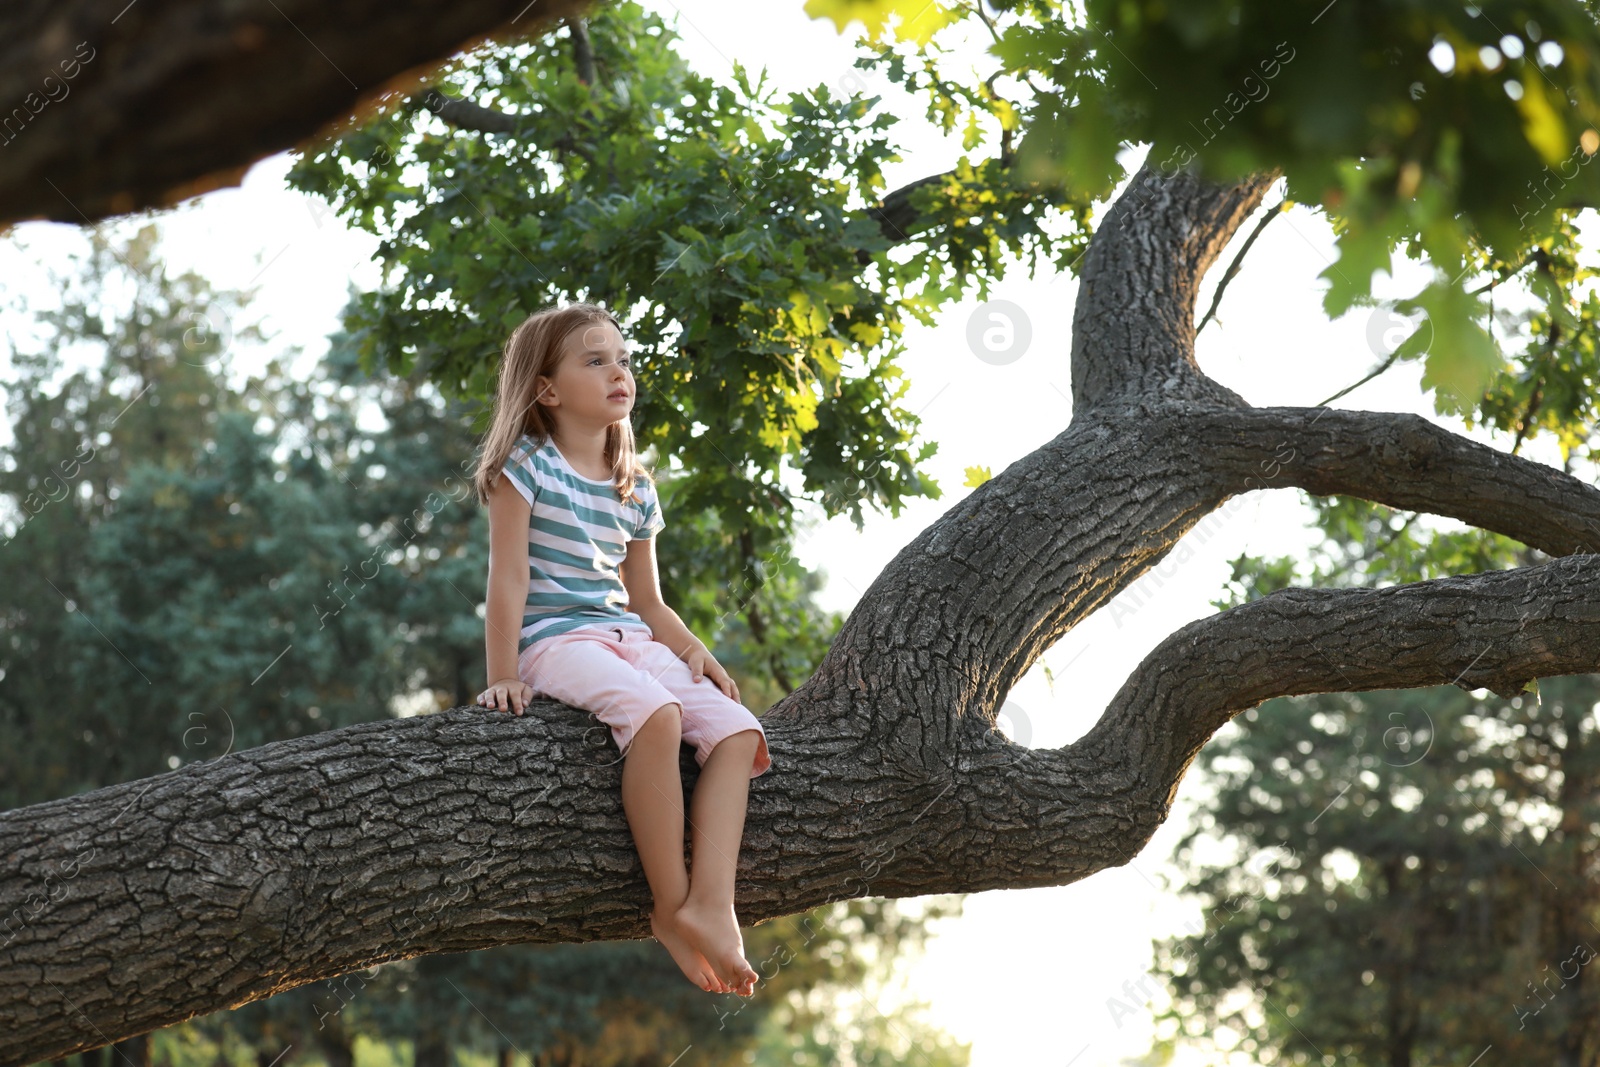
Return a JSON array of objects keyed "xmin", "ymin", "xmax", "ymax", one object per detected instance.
[
  {"xmin": 1193, "ymin": 406, "xmax": 1600, "ymax": 558},
  {"xmin": 865, "ymin": 172, "xmax": 948, "ymax": 244},
  {"xmin": 854, "ymin": 168, "xmax": 1075, "ymax": 260},
  {"xmin": 797, "ymin": 399, "xmax": 1600, "ymax": 778},
  {"xmin": 421, "ymin": 88, "xmax": 523, "ymax": 135},
  {"xmin": 5, "ymin": 557, "xmax": 1597, "ymax": 1061},
  {"xmin": 1071, "ymin": 158, "xmax": 1281, "ymax": 409},
  {"xmin": 1076, "ymin": 555, "xmax": 1600, "ymax": 806},
  {"xmin": 0, "ymin": 0, "xmax": 594, "ymax": 226}
]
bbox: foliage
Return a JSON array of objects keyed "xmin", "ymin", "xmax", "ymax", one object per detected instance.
[
  {"xmin": 812, "ymin": 0, "xmax": 1600, "ymax": 445},
  {"xmin": 1151, "ymin": 676, "xmax": 1600, "ymax": 1066},
  {"xmin": 285, "ymin": 0, "xmax": 1091, "ymax": 549}
]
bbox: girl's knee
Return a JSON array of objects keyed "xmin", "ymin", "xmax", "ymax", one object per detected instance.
[
  {"xmin": 717, "ymin": 728, "xmax": 761, "ymax": 749},
  {"xmin": 640, "ymin": 700, "xmax": 683, "ymax": 735}
]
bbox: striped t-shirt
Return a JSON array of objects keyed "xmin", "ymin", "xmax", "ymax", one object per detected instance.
[{"xmin": 500, "ymin": 434, "xmax": 666, "ymax": 654}]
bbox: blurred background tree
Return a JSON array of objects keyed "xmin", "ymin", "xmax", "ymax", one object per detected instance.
[{"xmin": 1148, "ymin": 489, "xmax": 1600, "ymax": 1067}]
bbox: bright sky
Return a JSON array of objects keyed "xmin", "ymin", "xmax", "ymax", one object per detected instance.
[{"xmin": 0, "ymin": 2, "xmax": 1579, "ymax": 1065}]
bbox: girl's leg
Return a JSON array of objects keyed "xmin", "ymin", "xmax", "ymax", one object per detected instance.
[
  {"xmin": 621, "ymin": 701, "xmax": 724, "ymax": 993},
  {"xmin": 673, "ymin": 729, "xmax": 763, "ymax": 996}
]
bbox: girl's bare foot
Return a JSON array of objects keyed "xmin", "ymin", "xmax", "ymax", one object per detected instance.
[
  {"xmin": 650, "ymin": 908, "xmax": 727, "ymax": 993},
  {"xmin": 673, "ymin": 898, "xmax": 759, "ymax": 996}
]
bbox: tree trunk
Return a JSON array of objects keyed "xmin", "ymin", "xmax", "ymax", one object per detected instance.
[
  {"xmin": 110, "ymin": 1036, "xmax": 147, "ymax": 1067},
  {"xmin": 313, "ymin": 1022, "xmax": 357, "ymax": 1067},
  {"xmin": 0, "ymin": 0, "xmax": 594, "ymax": 227},
  {"xmin": 5, "ymin": 159, "xmax": 1600, "ymax": 1063},
  {"xmin": 1552, "ymin": 691, "xmax": 1596, "ymax": 1067},
  {"xmin": 414, "ymin": 1034, "xmax": 450, "ymax": 1067}
]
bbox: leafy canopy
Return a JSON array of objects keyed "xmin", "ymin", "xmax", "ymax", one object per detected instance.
[
  {"xmin": 811, "ymin": 0, "xmax": 1600, "ymax": 440},
  {"xmin": 287, "ymin": 0, "xmax": 1090, "ymax": 545}
]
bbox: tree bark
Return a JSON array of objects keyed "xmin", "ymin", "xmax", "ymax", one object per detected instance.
[
  {"xmin": 0, "ymin": 0, "xmax": 594, "ymax": 227},
  {"xmin": 6, "ymin": 156, "xmax": 1600, "ymax": 1061}
]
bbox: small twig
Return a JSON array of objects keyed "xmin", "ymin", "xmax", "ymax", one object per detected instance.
[
  {"xmin": 1196, "ymin": 194, "xmax": 1288, "ymax": 335},
  {"xmin": 1467, "ymin": 253, "xmax": 1534, "ymax": 297},
  {"xmin": 1370, "ymin": 510, "xmax": 1422, "ymax": 560},
  {"xmin": 1511, "ymin": 325, "xmax": 1559, "ymax": 455},
  {"xmin": 1319, "ymin": 510, "xmax": 1421, "ymax": 587},
  {"xmin": 568, "ymin": 16, "xmax": 596, "ymax": 86},
  {"xmin": 1314, "ymin": 348, "xmax": 1404, "ymax": 408},
  {"xmin": 1315, "ymin": 254, "xmax": 1541, "ymax": 409},
  {"xmin": 1511, "ymin": 381, "xmax": 1545, "ymax": 456}
]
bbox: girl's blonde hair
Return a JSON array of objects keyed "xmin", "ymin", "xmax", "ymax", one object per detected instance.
[{"xmin": 473, "ymin": 302, "xmax": 654, "ymax": 508}]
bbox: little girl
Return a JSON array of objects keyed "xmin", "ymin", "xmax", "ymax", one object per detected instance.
[{"xmin": 471, "ymin": 301, "xmax": 772, "ymax": 998}]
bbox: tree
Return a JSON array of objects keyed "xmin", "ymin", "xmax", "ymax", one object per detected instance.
[
  {"xmin": 0, "ymin": 224, "xmax": 491, "ymax": 809},
  {"xmin": 7, "ymin": 0, "xmax": 1600, "ymax": 1060},
  {"xmin": 1148, "ymin": 493, "xmax": 1600, "ymax": 1066},
  {"xmin": 1154, "ymin": 677, "xmax": 1600, "ymax": 1067}
]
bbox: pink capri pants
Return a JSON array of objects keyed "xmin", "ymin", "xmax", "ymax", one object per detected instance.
[{"xmin": 518, "ymin": 625, "xmax": 772, "ymax": 779}]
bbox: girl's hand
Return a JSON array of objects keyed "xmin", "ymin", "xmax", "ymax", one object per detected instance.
[
  {"xmin": 684, "ymin": 645, "xmax": 740, "ymax": 704},
  {"xmin": 479, "ymin": 677, "xmax": 534, "ymax": 716}
]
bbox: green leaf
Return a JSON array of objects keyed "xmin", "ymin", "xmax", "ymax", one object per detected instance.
[
  {"xmin": 962, "ymin": 111, "xmax": 983, "ymax": 151},
  {"xmin": 1513, "ymin": 69, "xmax": 1570, "ymax": 167},
  {"xmin": 803, "ymin": 0, "xmax": 960, "ymax": 45},
  {"xmin": 1321, "ymin": 221, "xmax": 1397, "ymax": 320},
  {"xmin": 1014, "ymin": 91, "xmax": 1124, "ymax": 201},
  {"xmin": 1413, "ymin": 282, "xmax": 1505, "ymax": 413}
]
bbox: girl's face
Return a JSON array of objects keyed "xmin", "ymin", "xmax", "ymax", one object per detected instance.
[{"xmin": 536, "ymin": 320, "xmax": 634, "ymax": 428}]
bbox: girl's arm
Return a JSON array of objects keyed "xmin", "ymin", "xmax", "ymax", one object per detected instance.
[
  {"xmin": 620, "ymin": 535, "xmax": 699, "ymax": 658},
  {"xmin": 484, "ymin": 474, "xmax": 532, "ymax": 707},
  {"xmin": 621, "ymin": 535, "xmax": 740, "ymax": 703}
]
